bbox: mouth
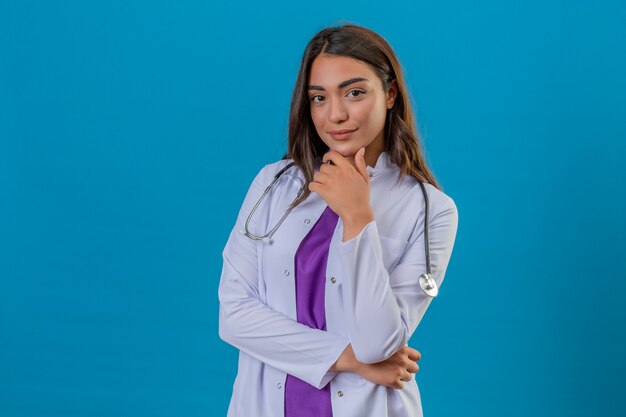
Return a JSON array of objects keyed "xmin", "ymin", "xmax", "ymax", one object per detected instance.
[{"xmin": 327, "ymin": 128, "xmax": 357, "ymax": 140}]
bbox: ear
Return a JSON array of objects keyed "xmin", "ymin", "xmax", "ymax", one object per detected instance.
[{"xmin": 386, "ymin": 79, "xmax": 398, "ymax": 109}]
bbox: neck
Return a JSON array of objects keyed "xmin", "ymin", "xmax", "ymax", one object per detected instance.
[{"xmin": 345, "ymin": 145, "xmax": 384, "ymax": 170}]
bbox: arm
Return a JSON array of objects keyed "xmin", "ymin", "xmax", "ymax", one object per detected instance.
[
  {"xmin": 333, "ymin": 196, "xmax": 459, "ymax": 364},
  {"xmin": 218, "ymin": 165, "xmax": 350, "ymax": 389}
]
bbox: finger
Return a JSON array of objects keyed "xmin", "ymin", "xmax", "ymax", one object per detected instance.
[
  {"xmin": 308, "ymin": 182, "xmax": 319, "ymax": 193},
  {"xmin": 400, "ymin": 371, "xmax": 412, "ymax": 382},
  {"xmin": 407, "ymin": 348, "xmax": 422, "ymax": 362},
  {"xmin": 322, "ymin": 150, "xmax": 351, "ymax": 170},
  {"xmin": 313, "ymin": 171, "xmax": 331, "ymax": 183},
  {"xmin": 408, "ymin": 363, "xmax": 419, "ymax": 374},
  {"xmin": 319, "ymin": 162, "xmax": 338, "ymax": 174},
  {"xmin": 355, "ymin": 147, "xmax": 369, "ymax": 183}
]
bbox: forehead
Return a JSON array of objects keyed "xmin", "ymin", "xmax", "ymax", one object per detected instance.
[{"xmin": 308, "ymin": 54, "xmax": 378, "ymax": 87}]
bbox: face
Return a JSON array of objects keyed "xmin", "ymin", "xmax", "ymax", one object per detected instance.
[{"xmin": 307, "ymin": 54, "xmax": 397, "ymax": 167}]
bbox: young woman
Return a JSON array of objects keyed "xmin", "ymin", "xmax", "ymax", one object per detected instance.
[{"xmin": 218, "ymin": 23, "xmax": 458, "ymax": 417}]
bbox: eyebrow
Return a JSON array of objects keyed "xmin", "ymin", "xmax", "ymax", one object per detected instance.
[{"xmin": 308, "ymin": 77, "xmax": 369, "ymax": 91}]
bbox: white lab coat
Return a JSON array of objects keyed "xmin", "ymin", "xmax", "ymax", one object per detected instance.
[{"xmin": 218, "ymin": 151, "xmax": 458, "ymax": 417}]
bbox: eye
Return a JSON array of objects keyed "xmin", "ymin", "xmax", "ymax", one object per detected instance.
[
  {"xmin": 310, "ymin": 95, "xmax": 325, "ymax": 103},
  {"xmin": 348, "ymin": 90, "xmax": 365, "ymax": 97}
]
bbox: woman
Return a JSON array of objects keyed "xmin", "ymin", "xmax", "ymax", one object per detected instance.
[{"xmin": 218, "ymin": 23, "xmax": 458, "ymax": 417}]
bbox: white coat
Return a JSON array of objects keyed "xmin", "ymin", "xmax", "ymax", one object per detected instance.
[{"xmin": 218, "ymin": 151, "xmax": 459, "ymax": 417}]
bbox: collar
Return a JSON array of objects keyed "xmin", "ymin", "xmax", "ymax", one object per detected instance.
[
  {"xmin": 290, "ymin": 151, "xmax": 394, "ymax": 181},
  {"xmin": 366, "ymin": 151, "xmax": 393, "ymax": 175}
]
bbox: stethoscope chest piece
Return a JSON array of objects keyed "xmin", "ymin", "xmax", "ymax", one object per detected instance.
[{"xmin": 419, "ymin": 273, "xmax": 438, "ymax": 297}]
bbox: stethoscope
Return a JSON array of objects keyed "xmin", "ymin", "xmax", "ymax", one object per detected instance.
[{"xmin": 239, "ymin": 161, "xmax": 439, "ymax": 297}]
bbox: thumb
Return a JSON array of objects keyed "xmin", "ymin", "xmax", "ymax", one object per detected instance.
[{"xmin": 355, "ymin": 147, "xmax": 369, "ymax": 183}]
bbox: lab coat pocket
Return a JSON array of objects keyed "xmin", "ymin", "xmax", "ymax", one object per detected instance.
[{"xmin": 378, "ymin": 235, "xmax": 408, "ymax": 273}]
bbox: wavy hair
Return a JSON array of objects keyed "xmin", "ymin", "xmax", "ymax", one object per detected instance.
[{"xmin": 283, "ymin": 23, "xmax": 442, "ymax": 209}]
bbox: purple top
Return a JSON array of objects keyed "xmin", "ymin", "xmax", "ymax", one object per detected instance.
[{"xmin": 284, "ymin": 205, "xmax": 338, "ymax": 417}]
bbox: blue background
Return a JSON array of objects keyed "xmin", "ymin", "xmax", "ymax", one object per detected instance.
[{"xmin": 1, "ymin": 1, "xmax": 625, "ymax": 416}]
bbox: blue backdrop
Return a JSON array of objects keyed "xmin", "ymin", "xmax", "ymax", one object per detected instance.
[{"xmin": 1, "ymin": 1, "xmax": 624, "ymax": 416}]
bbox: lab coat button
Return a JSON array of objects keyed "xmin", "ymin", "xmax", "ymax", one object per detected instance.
[
  {"xmin": 337, "ymin": 390, "xmax": 344, "ymax": 397},
  {"xmin": 330, "ymin": 276, "xmax": 336, "ymax": 284},
  {"xmin": 277, "ymin": 382, "xmax": 282, "ymax": 389},
  {"xmin": 284, "ymin": 269, "xmax": 290, "ymax": 276},
  {"xmin": 304, "ymin": 218, "xmax": 311, "ymax": 224}
]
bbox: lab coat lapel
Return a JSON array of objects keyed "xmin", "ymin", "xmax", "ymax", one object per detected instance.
[{"xmin": 259, "ymin": 169, "xmax": 331, "ymax": 321}]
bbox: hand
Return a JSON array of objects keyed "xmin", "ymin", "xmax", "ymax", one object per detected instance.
[
  {"xmin": 354, "ymin": 346, "xmax": 421, "ymax": 389},
  {"xmin": 308, "ymin": 148, "xmax": 373, "ymax": 223}
]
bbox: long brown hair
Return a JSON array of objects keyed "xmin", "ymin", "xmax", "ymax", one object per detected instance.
[{"xmin": 283, "ymin": 23, "xmax": 442, "ymax": 209}]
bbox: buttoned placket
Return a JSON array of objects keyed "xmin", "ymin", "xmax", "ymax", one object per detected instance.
[
  {"xmin": 326, "ymin": 168, "xmax": 377, "ymax": 401},
  {"xmin": 278, "ymin": 162, "xmax": 385, "ymax": 403}
]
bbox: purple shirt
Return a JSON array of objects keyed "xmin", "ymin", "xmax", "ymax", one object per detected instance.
[{"xmin": 284, "ymin": 205, "xmax": 338, "ymax": 417}]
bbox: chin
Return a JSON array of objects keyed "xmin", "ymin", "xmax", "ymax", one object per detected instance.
[{"xmin": 329, "ymin": 143, "xmax": 359, "ymax": 158}]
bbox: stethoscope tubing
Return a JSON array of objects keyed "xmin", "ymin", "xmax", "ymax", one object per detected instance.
[{"xmin": 241, "ymin": 161, "xmax": 438, "ymax": 297}]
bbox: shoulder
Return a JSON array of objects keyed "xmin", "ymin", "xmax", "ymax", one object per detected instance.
[
  {"xmin": 392, "ymin": 173, "xmax": 458, "ymax": 246},
  {"xmin": 263, "ymin": 157, "xmax": 295, "ymax": 177},
  {"xmin": 248, "ymin": 157, "xmax": 296, "ymax": 187},
  {"xmin": 395, "ymin": 171, "xmax": 458, "ymax": 220}
]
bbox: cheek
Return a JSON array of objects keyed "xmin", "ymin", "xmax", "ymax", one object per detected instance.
[
  {"xmin": 309, "ymin": 108, "xmax": 331, "ymax": 145},
  {"xmin": 354, "ymin": 101, "xmax": 386, "ymax": 129},
  {"xmin": 373, "ymin": 107, "xmax": 388, "ymax": 130},
  {"xmin": 310, "ymin": 108, "xmax": 325, "ymax": 129}
]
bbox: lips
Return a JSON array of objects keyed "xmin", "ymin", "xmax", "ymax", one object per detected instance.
[
  {"xmin": 327, "ymin": 128, "xmax": 357, "ymax": 134},
  {"xmin": 328, "ymin": 128, "xmax": 357, "ymax": 140}
]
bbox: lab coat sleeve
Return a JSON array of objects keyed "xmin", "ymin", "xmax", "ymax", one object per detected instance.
[
  {"xmin": 335, "ymin": 196, "xmax": 458, "ymax": 364},
  {"xmin": 218, "ymin": 165, "xmax": 351, "ymax": 389}
]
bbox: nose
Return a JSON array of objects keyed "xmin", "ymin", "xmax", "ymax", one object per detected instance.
[{"xmin": 328, "ymin": 98, "xmax": 348, "ymax": 123}]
